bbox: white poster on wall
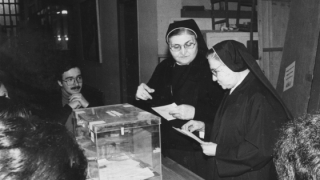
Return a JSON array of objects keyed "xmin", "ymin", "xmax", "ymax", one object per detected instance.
[{"xmin": 283, "ymin": 61, "xmax": 295, "ymax": 92}]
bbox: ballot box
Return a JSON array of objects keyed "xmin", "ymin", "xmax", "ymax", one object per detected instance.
[{"xmin": 73, "ymin": 104, "xmax": 162, "ymax": 180}]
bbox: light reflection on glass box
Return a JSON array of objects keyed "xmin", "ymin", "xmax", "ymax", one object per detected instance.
[{"xmin": 73, "ymin": 104, "xmax": 162, "ymax": 180}]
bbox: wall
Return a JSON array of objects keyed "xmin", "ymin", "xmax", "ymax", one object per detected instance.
[
  {"xmin": 77, "ymin": 0, "xmax": 121, "ymax": 105},
  {"xmin": 157, "ymin": 0, "xmax": 182, "ymax": 57},
  {"xmin": 137, "ymin": 0, "xmax": 159, "ymax": 83},
  {"xmin": 182, "ymin": 0, "xmax": 211, "ymax": 9},
  {"xmin": 157, "ymin": 0, "xmax": 252, "ymax": 57},
  {"xmin": 77, "ymin": 0, "xmax": 255, "ymax": 104},
  {"xmin": 258, "ymin": 0, "xmax": 290, "ymax": 87},
  {"xmin": 78, "ymin": 0, "xmax": 161, "ymax": 104}
]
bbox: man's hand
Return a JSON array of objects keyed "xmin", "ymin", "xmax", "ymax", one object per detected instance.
[
  {"xmin": 68, "ymin": 100, "xmax": 81, "ymax": 109},
  {"xmin": 201, "ymin": 142, "xmax": 217, "ymax": 156},
  {"xmin": 135, "ymin": 83, "xmax": 155, "ymax": 100},
  {"xmin": 69, "ymin": 93, "xmax": 89, "ymax": 108},
  {"xmin": 181, "ymin": 120, "xmax": 205, "ymax": 133},
  {"xmin": 169, "ymin": 104, "xmax": 195, "ymax": 120}
]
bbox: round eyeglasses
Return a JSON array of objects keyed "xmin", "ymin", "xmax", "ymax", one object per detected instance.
[
  {"xmin": 62, "ymin": 76, "xmax": 83, "ymax": 86},
  {"xmin": 211, "ymin": 63, "xmax": 225, "ymax": 77},
  {"xmin": 169, "ymin": 41, "xmax": 197, "ymax": 52}
]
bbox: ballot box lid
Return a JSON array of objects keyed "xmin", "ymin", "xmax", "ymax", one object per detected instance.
[{"xmin": 74, "ymin": 103, "xmax": 160, "ymax": 133}]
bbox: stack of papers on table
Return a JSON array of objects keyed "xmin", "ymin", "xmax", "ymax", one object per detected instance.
[{"xmin": 98, "ymin": 154, "xmax": 154, "ymax": 180}]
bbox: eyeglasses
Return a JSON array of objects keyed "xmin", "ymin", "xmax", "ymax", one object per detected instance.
[
  {"xmin": 62, "ymin": 76, "xmax": 83, "ymax": 86},
  {"xmin": 211, "ymin": 63, "xmax": 225, "ymax": 77},
  {"xmin": 169, "ymin": 41, "xmax": 197, "ymax": 52},
  {"xmin": 210, "ymin": 48, "xmax": 225, "ymax": 77}
]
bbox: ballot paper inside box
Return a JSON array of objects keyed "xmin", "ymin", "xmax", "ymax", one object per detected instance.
[{"xmin": 74, "ymin": 104, "xmax": 162, "ymax": 180}]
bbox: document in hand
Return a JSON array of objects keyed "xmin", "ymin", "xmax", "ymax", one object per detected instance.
[
  {"xmin": 151, "ymin": 103, "xmax": 177, "ymax": 121},
  {"xmin": 172, "ymin": 127, "xmax": 207, "ymax": 145}
]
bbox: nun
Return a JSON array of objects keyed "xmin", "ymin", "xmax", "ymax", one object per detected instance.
[
  {"xmin": 182, "ymin": 40, "xmax": 292, "ymax": 180},
  {"xmin": 135, "ymin": 19, "xmax": 224, "ymax": 178}
]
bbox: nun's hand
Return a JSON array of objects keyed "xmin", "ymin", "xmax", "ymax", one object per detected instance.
[
  {"xmin": 169, "ymin": 104, "xmax": 195, "ymax": 120},
  {"xmin": 181, "ymin": 120, "xmax": 204, "ymax": 133},
  {"xmin": 201, "ymin": 142, "xmax": 217, "ymax": 156},
  {"xmin": 135, "ymin": 83, "xmax": 155, "ymax": 100}
]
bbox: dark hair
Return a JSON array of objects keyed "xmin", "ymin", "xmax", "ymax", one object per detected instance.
[
  {"xmin": 274, "ymin": 113, "xmax": 320, "ymax": 180},
  {"xmin": 0, "ymin": 97, "xmax": 31, "ymax": 119},
  {"xmin": 55, "ymin": 58, "xmax": 80, "ymax": 81},
  {"xmin": 0, "ymin": 104, "xmax": 87, "ymax": 179}
]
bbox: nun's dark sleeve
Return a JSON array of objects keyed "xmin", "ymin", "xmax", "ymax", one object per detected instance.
[
  {"xmin": 193, "ymin": 67, "xmax": 225, "ymax": 139},
  {"xmin": 145, "ymin": 60, "xmax": 173, "ymax": 107},
  {"xmin": 193, "ymin": 78, "xmax": 224, "ymax": 121},
  {"xmin": 133, "ymin": 59, "xmax": 170, "ymax": 111},
  {"xmin": 215, "ymin": 95, "xmax": 287, "ymax": 177},
  {"xmin": 147, "ymin": 60, "xmax": 167, "ymax": 89}
]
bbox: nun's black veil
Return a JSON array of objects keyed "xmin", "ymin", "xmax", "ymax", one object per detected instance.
[
  {"xmin": 166, "ymin": 19, "xmax": 208, "ymax": 56},
  {"xmin": 213, "ymin": 40, "xmax": 293, "ymax": 120}
]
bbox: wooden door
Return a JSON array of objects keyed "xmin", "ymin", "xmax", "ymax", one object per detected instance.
[
  {"xmin": 257, "ymin": 0, "xmax": 290, "ymax": 87},
  {"xmin": 276, "ymin": 0, "xmax": 320, "ymax": 118}
]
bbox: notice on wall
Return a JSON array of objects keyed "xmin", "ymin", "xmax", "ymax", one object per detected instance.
[{"xmin": 283, "ymin": 61, "xmax": 295, "ymax": 92}]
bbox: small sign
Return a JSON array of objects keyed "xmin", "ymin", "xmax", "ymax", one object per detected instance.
[{"xmin": 283, "ymin": 61, "xmax": 295, "ymax": 92}]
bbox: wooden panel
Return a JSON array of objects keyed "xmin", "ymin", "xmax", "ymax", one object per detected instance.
[
  {"xmin": 205, "ymin": 31, "xmax": 259, "ymax": 48},
  {"xmin": 307, "ymin": 36, "xmax": 320, "ymax": 113},
  {"xmin": 276, "ymin": 0, "xmax": 320, "ymax": 118},
  {"xmin": 181, "ymin": 9, "xmax": 254, "ymax": 19},
  {"xmin": 258, "ymin": 0, "xmax": 272, "ymax": 78},
  {"xmin": 258, "ymin": 0, "xmax": 290, "ymax": 87}
]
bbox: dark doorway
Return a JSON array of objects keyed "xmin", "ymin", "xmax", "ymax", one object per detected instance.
[{"xmin": 118, "ymin": 0, "xmax": 139, "ymax": 104}]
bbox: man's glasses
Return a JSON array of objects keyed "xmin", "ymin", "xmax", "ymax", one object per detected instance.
[
  {"xmin": 62, "ymin": 76, "xmax": 83, "ymax": 86},
  {"xmin": 169, "ymin": 41, "xmax": 197, "ymax": 52}
]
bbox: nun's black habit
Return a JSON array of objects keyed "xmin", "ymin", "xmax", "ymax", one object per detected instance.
[
  {"xmin": 137, "ymin": 19, "xmax": 224, "ymax": 178},
  {"xmin": 206, "ymin": 40, "xmax": 292, "ymax": 180}
]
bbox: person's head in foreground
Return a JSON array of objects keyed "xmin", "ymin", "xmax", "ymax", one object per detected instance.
[
  {"xmin": 166, "ymin": 19, "xmax": 208, "ymax": 65},
  {"xmin": 274, "ymin": 113, "xmax": 320, "ymax": 180},
  {"xmin": 0, "ymin": 111, "xmax": 87, "ymax": 180},
  {"xmin": 0, "ymin": 97, "xmax": 31, "ymax": 119}
]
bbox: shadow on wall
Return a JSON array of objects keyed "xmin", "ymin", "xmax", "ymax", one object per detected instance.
[{"xmin": 0, "ymin": 20, "xmax": 76, "ymax": 109}]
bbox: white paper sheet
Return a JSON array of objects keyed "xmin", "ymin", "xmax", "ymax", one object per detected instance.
[
  {"xmin": 151, "ymin": 103, "xmax": 177, "ymax": 120},
  {"xmin": 173, "ymin": 127, "xmax": 206, "ymax": 145}
]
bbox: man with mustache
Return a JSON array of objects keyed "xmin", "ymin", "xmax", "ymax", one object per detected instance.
[
  {"xmin": 55, "ymin": 61, "xmax": 90, "ymax": 132},
  {"xmin": 57, "ymin": 65, "xmax": 88, "ymax": 110},
  {"xmin": 33, "ymin": 60, "xmax": 91, "ymax": 132}
]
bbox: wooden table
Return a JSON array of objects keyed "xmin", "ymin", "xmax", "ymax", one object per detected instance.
[{"xmin": 161, "ymin": 156, "xmax": 204, "ymax": 180}]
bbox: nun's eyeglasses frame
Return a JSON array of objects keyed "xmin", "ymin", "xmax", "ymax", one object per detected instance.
[
  {"xmin": 169, "ymin": 41, "xmax": 197, "ymax": 52},
  {"xmin": 211, "ymin": 63, "xmax": 225, "ymax": 77}
]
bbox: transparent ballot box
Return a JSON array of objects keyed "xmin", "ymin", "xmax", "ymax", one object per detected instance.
[{"xmin": 73, "ymin": 104, "xmax": 162, "ymax": 180}]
